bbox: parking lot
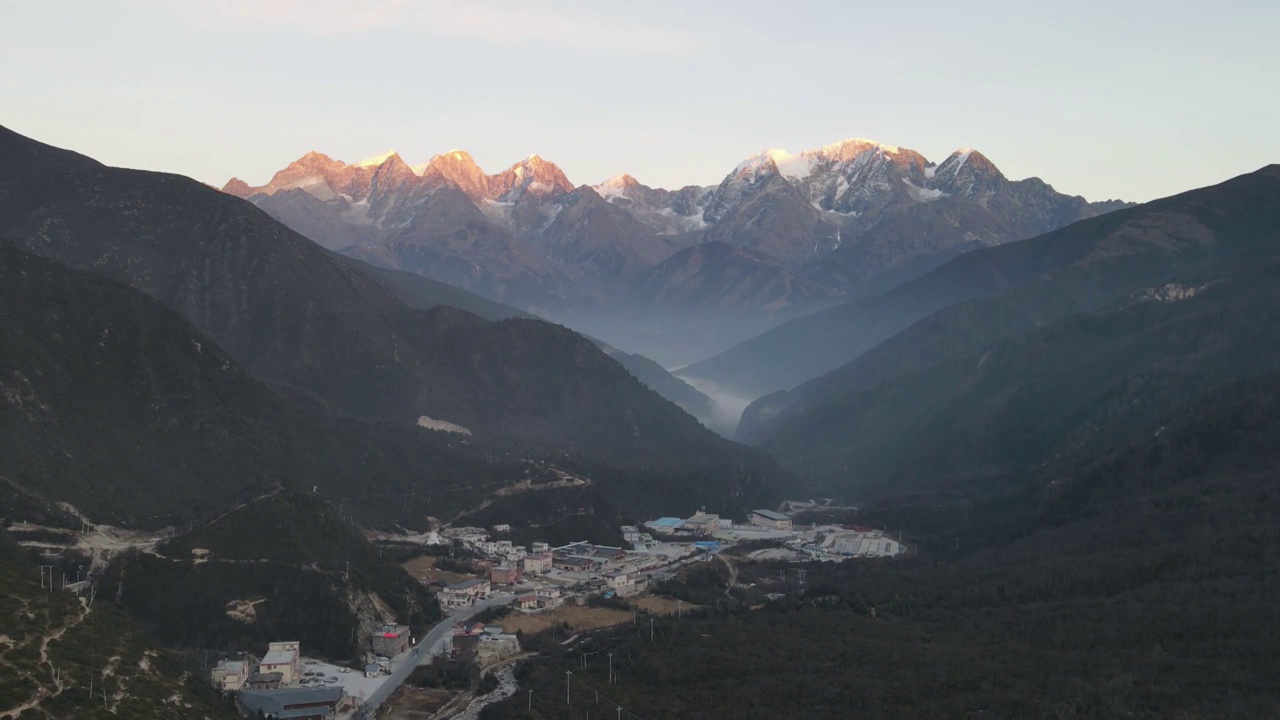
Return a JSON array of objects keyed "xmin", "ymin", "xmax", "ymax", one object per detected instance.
[{"xmin": 298, "ymin": 659, "xmax": 389, "ymax": 706}]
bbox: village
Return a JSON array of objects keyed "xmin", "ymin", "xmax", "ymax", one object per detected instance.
[{"xmin": 205, "ymin": 506, "xmax": 904, "ymax": 719}]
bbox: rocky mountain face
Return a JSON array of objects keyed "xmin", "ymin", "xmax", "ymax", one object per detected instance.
[
  {"xmin": 224, "ymin": 136, "xmax": 1126, "ymax": 367},
  {"xmin": 697, "ymin": 140, "xmax": 1129, "ymax": 297}
]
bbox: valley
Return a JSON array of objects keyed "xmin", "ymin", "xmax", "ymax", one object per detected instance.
[{"xmin": 1, "ymin": 12, "xmax": 1277, "ymax": 714}]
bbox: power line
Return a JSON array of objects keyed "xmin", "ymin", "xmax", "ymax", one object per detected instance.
[{"xmin": 564, "ymin": 671, "xmax": 645, "ymax": 720}]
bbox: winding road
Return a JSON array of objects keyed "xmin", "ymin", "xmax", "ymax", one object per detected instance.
[{"xmin": 353, "ymin": 593, "xmax": 512, "ymax": 719}]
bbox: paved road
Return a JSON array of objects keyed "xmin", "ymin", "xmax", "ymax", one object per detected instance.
[{"xmin": 353, "ymin": 594, "xmax": 512, "ymax": 719}]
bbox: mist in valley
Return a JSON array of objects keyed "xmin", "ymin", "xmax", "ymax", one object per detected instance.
[{"xmin": 676, "ymin": 374, "xmax": 761, "ymax": 438}]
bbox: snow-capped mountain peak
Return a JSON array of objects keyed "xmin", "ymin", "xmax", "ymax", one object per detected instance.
[
  {"xmin": 412, "ymin": 149, "xmax": 479, "ymax": 177},
  {"xmin": 817, "ymin": 137, "xmax": 901, "ymax": 159},
  {"xmin": 595, "ymin": 173, "xmax": 640, "ymax": 200},
  {"xmin": 495, "ymin": 155, "xmax": 573, "ymax": 202},
  {"xmin": 933, "ymin": 148, "xmax": 1005, "ymax": 195},
  {"xmin": 355, "ymin": 149, "xmax": 399, "ymax": 167}
]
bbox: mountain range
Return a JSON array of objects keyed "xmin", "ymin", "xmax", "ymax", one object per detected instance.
[
  {"xmin": 736, "ymin": 164, "xmax": 1280, "ymax": 498},
  {"xmin": 0, "ymin": 126, "xmax": 761, "ymax": 471},
  {"xmin": 223, "ymin": 137, "xmax": 1127, "ymax": 366}
]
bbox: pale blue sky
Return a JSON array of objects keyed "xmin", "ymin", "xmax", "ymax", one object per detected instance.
[{"xmin": 3, "ymin": 0, "xmax": 1277, "ymax": 201}]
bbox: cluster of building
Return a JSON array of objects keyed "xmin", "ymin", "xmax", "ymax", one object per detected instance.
[
  {"xmin": 211, "ymin": 641, "xmax": 352, "ymax": 719},
  {"xmin": 211, "ymin": 641, "xmax": 304, "ymax": 692},
  {"xmin": 806, "ymin": 526, "xmax": 904, "ymax": 558},
  {"xmin": 436, "ymin": 536, "xmax": 654, "ymax": 611},
  {"xmin": 643, "ymin": 508, "xmax": 794, "ymax": 538},
  {"xmin": 209, "ymin": 622, "xmax": 427, "ymax": 718},
  {"xmin": 431, "ymin": 506, "xmax": 898, "ymax": 617}
]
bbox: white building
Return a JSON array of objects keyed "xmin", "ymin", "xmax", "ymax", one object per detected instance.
[
  {"xmin": 521, "ymin": 553, "xmax": 552, "ymax": 574},
  {"xmin": 211, "ymin": 659, "xmax": 250, "ymax": 692},
  {"xmin": 603, "ymin": 571, "xmax": 645, "ymax": 597},
  {"xmin": 441, "ymin": 578, "xmax": 492, "ymax": 607},
  {"xmin": 259, "ymin": 642, "xmax": 300, "ymax": 685},
  {"xmin": 833, "ymin": 531, "xmax": 903, "ymax": 558},
  {"xmin": 684, "ymin": 509, "xmax": 720, "ymax": 535},
  {"xmin": 750, "ymin": 509, "xmax": 793, "ymax": 531}
]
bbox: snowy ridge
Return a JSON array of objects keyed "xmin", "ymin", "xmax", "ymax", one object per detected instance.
[
  {"xmin": 355, "ymin": 150, "xmax": 398, "ymax": 167},
  {"xmin": 595, "ymin": 173, "xmax": 635, "ymax": 200}
]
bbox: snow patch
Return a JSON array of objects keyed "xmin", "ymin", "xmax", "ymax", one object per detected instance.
[
  {"xmin": 595, "ymin": 174, "xmax": 633, "ymax": 201},
  {"xmin": 417, "ymin": 416, "xmax": 472, "ymax": 435},
  {"xmin": 734, "ymin": 148, "xmax": 818, "ymax": 181},
  {"xmin": 768, "ymin": 149, "xmax": 816, "ymax": 180},
  {"xmin": 1142, "ymin": 283, "xmax": 1208, "ymax": 302},
  {"xmin": 340, "ymin": 198, "xmax": 371, "ymax": 225},
  {"xmin": 901, "ymin": 178, "xmax": 946, "ymax": 201}
]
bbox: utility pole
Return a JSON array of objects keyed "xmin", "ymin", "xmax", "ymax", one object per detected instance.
[
  {"xmin": 649, "ymin": 618, "xmax": 654, "ymax": 641},
  {"xmin": 608, "ymin": 652, "xmax": 613, "ymax": 684},
  {"xmin": 528, "ymin": 689, "xmax": 532, "ymax": 711},
  {"xmin": 566, "ymin": 671, "xmax": 571, "ymax": 706}
]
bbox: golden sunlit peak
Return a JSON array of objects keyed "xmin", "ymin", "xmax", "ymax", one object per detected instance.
[{"xmin": 354, "ymin": 149, "xmax": 398, "ymax": 167}]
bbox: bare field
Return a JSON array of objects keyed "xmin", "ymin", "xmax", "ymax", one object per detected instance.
[
  {"xmin": 500, "ymin": 606, "xmax": 635, "ymax": 635},
  {"xmin": 630, "ymin": 596, "xmax": 691, "ymax": 615},
  {"xmin": 401, "ymin": 555, "xmax": 474, "ymax": 585},
  {"xmin": 384, "ymin": 685, "xmax": 457, "ymax": 719}
]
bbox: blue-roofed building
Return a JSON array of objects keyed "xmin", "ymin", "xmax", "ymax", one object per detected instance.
[{"xmin": 645, "ymin": 517, "xmax": 684, "ymax": 535}]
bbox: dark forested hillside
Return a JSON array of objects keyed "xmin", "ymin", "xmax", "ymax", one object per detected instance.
[
  {"xmin": 350, "ymin": 260, "xmax": 717, "ymax": 428},
  {"xmin": 490, "ymin": 371, "xmax": 1280, "ymax": 718},
  {"xmin": 102, "ymin": 491, "xmax": 438, "ymax": 663},
  {"xmin": 757, "ymin": 259, "xmax": 1280, "ymax": 498},
  {"xmin": 0, "ymin": 239, "xmax": 530, "ymax": 530},
  {"xmin": 345, "ymin": 254, "xmax": 536, "ymax": 322},
  {"xmin": 0, "ymin": 126, "xmax": 777, "ymax": 475},
  {"xmin": 0, "ymin": 533, "xmax": 236, "ymax": 719}
]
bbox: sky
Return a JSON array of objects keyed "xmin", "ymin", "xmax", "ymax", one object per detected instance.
[{"xmin": 3, "ymin": 0, "xmax": 1278, "ymax": 202}]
